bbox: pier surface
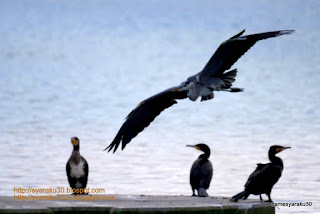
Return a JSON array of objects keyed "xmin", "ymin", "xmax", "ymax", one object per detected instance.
[{"xmin": 0, "ymin": 195, "xmax": 274, "ymax": 213}]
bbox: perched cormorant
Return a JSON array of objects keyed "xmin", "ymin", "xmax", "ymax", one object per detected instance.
[
  {"xmin": 231, "ymin": 145, "xmax": 290, "ymax": 202},
  {"xmin": 106, "ymin": 30, "xmax": 294, "ymax": 153},
  {"xmin": 187, "ymin": 144, "xmax": 213, "ymax": 197},
  {"xmin": 66, "ymin": 137, "xmax": 89, "ymax": 195}
]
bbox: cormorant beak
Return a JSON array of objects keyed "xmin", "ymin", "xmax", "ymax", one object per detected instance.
[
  {"xmin": 186, "ymin": 145, "xmax": 201, "ymax": 150},
  {"xmin": 71, "ymin": 138, "xmax": 79, "ymax": 146},
  {"xmin": 277, "ymin": 146, "xmax": 291, "ymax": 153}
]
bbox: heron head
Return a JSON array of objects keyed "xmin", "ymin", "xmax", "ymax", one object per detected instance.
[{"xmin": 180, "ymin": 80, "xmax": 191, "ymax": 89}]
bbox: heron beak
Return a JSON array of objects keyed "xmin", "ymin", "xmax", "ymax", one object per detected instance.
[
  {"xmin": 172, "ymin": 86, "xmax": 184, "ymax": 92},
  {"xmin": 137, "ymin": 101, "xmax": 145, "ymax": 107}
]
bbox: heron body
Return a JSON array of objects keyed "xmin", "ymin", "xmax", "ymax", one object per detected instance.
[
  {"xmin": 231, "ymin": 145, "xmax": 290, "ymax": 202},
  {"xmin": 188, "ymin": 144, "xmax": 213, "ymax": 197},
  {"xmin": 184, "ymin": 68, "xmax": 238, "ymax": 101},
  {"xmin": 66, "ymin": 137, "xmax": 89, "ymax": 194},
  {"xmin": 106, "ymin": 30, "xmax": 294, "ymax": 153}
]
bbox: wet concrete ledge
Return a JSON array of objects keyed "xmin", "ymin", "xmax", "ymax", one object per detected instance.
[{"xmin": 0, "ymin": 195, "xmax": 274, "ymax": 214}]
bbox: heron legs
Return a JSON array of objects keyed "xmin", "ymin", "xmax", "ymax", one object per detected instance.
[
  {"xmin": 200, "ymin": 93, "xmax": 214, "ymax": 101},
  {"xmin": 219, "ymin": 87, "xmax": 244, "ymax": 92}
]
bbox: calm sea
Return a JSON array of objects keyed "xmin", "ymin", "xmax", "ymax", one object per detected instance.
[{"xmin": 1, "ymin": 1, "xmax": 319, "ymax": 213}]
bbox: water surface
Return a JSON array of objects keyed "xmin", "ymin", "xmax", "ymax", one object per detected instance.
[{"xmin": 0, "ymin": 1, "xmax": 319, "ymax": 213}]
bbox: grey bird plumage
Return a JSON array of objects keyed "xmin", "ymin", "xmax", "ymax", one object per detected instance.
[{"xmin": 106, "ymin": 29, "xmax": 294, "ymax": 153}]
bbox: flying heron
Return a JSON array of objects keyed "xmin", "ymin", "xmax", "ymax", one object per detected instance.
[{"xmin": 106, "ymin": 29, "xmax": 294, "ymax": 153}]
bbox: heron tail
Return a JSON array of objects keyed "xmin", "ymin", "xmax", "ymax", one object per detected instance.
[
  {"xmin": 221, "ymin": 69, "xmax": 238, "ymax": 88},
  {"xmin": 197, "ymin": 188, "xmax": 209, "ymax": 197},
  {"xmin": 230, "ymin": 190, "xmax": 248, "ymax": 202}
]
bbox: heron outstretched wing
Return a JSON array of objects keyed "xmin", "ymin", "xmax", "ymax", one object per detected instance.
[
  {"xmin": 200, "ymin": 30, "xmax": 294, "ymax": 79},
  {"xmin": 105, "ymin": 86, "xmax": 187, "ymax": 153}
]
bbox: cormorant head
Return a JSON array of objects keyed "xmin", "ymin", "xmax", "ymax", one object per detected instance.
[
  {"xmin": 270, "ymin": 145, "xmax": 291, "ymax": 154},
  {"xmin": 71, "ymin": 137, "xmax": 80, "ymax": 146},
  {"xmin": 187, "ymin": 143, "xmax": 211, "ymax": 154}
]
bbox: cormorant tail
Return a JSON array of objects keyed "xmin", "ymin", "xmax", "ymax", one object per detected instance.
[
  {"xmin": 221, "ymin": 69, "xmax": 238, "ymax": 88},
  {"xmin": 197, "ymin": 188, "xmax": 209, "ymax": 197},
  {"xmin": 231, "ymin": 190, "xmax": 247, "ymax": 202}
]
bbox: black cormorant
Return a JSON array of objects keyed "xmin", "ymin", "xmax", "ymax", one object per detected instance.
[
  {"xmin": 231, "ymin": 145, "xmax": 290, "ymax": 202},
  {"xmin": 187, "ymin": 144, "xmax": 213, "ymax": 197},
  {"xmin": 66, "ymin": 137, "xmax": 89, "ymax": 195}
]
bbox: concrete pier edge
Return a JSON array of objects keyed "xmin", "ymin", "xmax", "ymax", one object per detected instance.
[{"xmin": 0, "ymin": 195, "xmax": 275, "ymax": 214}]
